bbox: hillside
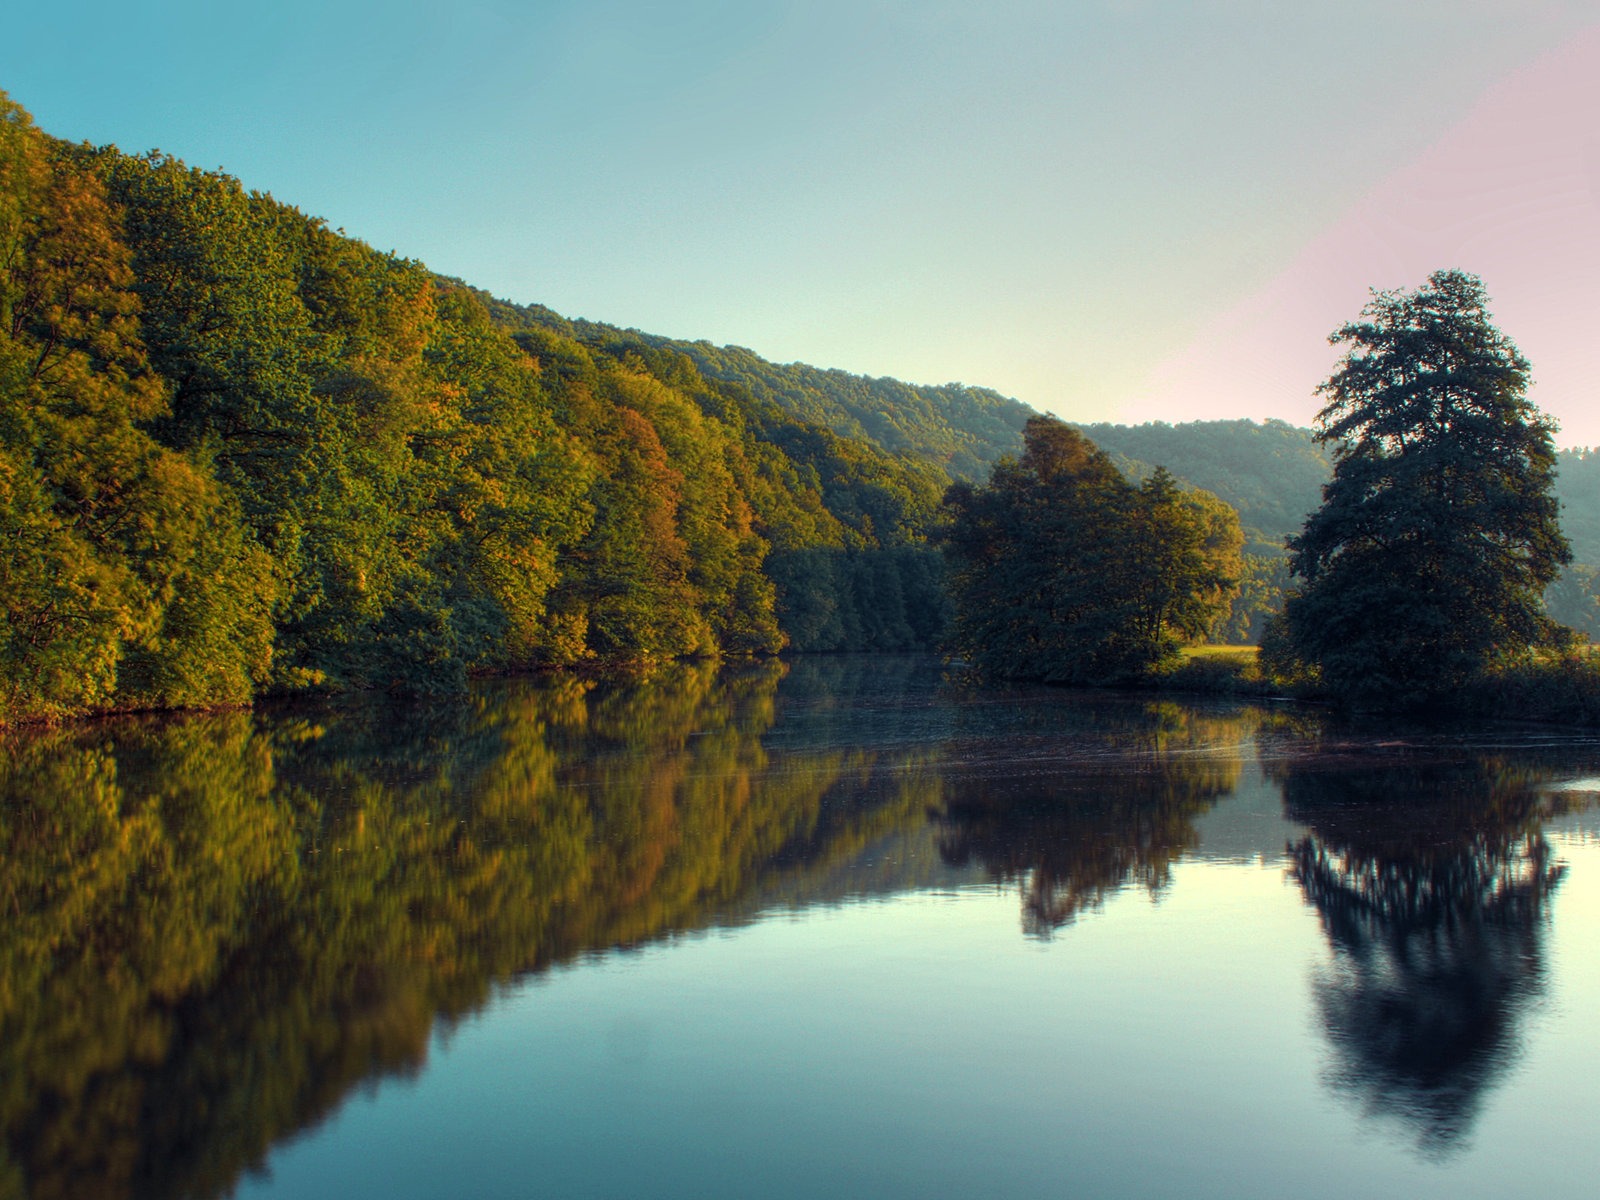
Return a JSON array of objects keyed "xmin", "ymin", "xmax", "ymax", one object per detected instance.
[
  {"xmin": 1557, "ymin": 449, "xmax": 1600, "ymax": 564},
  {"xmin": 0, "ymin": 91, "xmax": 953, "ymax": 724},
  {"xmin": 481, "ymin": 295, "xmax": 1345, "ymax": 555},
  {"xmin": 481, "ymin": 295, "xmax": 1035, "ymax": 481},
  {"xmin": 1073, "ymin": 424, "xmax": 1600, "ymax": 568}
]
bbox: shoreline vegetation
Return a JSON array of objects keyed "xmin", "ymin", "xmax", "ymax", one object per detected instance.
[
  {"xmin": 14, "ymin": 646, "xmax": 1600, "ymax": 735},
  {"xmin": 7, "ymin": 90, "xmax": 1600, "ymax": 729},
  {"xmin": 1152, "ymin": 645, "xmax": 1600, "ymax": 729}
]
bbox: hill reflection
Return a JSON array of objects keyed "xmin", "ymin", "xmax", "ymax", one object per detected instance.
[
  {"xmin": 9, "ymin": 663, "xmax": 1600, "ymax": 1198},
  {"xmin": 0, "ymin": 660, "xmax": 944, "ymax": 1200}
]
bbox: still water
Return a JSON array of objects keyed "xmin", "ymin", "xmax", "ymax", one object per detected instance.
[{"xmin": 5, "ymin": 656, "xmax": 1600, "ymax": 1199}]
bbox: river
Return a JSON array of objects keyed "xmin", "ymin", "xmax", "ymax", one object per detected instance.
[{"xmin": 4, "ymin": 655, "xmax": 1600, "ymax": 1199}]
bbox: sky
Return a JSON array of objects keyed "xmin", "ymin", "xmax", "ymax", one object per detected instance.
[{"xmin": 5, "ymin": 1, "xmax": 1599, "ymax": 443}]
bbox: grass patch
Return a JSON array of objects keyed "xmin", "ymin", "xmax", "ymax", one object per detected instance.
[
  {"xmin": 1466, "ymin": 651, "xmax": 1600, "ymax": 725},
  {"xmin": 1153, "ymin": 645, "xmax": 1270, "ymax": 695},
  {"xmin": 1180, "ymin": 645, "xmax": 1260, "ymax": 665},
  {"xmin": 1147, "ymin": 644, "xmax": 1600, "ymax": 724}
]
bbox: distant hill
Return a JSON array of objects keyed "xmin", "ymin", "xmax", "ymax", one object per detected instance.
[
  {"xmin": 482, "ymin": 299, "xmax": 1336, "ymax": 549},
  {"xmin": 473, "ymin": 304, "xmax": 1332, "ymax": 554},
  {"xmin": 1071, "ymin": 425, "xmax": 1600, "ymax": 567},
  {"xmin": 13, "ymin": 76, "xmax": 1600, "ymax": 725},
  {"xmin": 1074, "ymin": 419, "xmax": 1330, "ymax": 550},
  {"xmin": 469, "ymin": 291, "xmax": 1600, "ymax": 620},
  {"xmin": 469, "ymin": 296, "xmax": 1600, "ymax": 642}
]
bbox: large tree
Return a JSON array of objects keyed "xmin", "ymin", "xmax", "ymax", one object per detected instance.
[
  {"xmin": 943, "ymin": 416, "xmax": 1240, "ymax": 682},
  {"xmin": 1269, "ymin": 270, "xmax": 1569, "ymax": 706}
]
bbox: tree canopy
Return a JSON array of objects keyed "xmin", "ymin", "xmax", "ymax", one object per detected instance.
[
  {"xmin": 943, "ymin": 417, "xmax": 1240, "ymax": 682},
  {"xmin": 1267, "ymin": 270, "xmax": 1570, "ymax": 706}
]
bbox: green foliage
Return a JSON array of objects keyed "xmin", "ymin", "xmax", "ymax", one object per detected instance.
[
  {"xmin": 1121, "ymin": 467, "xmax": 1243, "ymax": 651},
  {"xmin": 1210, "ymin": 552, "xmax": 1293, "ymax": 645},
  {"xmin": 1268, "ymin": 270, "xmax": 1570, "ymax": 708},
  {"xmin": 1, "ymin": 87, "xmax": 991, "ymax": 724},
  {"xmin": 1070, "ymin": 424, "xmax": 1600, "ymax": 645},
  {"xmin": 1555, "ymin": 447, "xmax": 1600, "ymax": 566},
  {"xmin": 1461, "ymin": 649, "xmax": 1600, "ymax": 724},
  {"xmin": 20, "ymin": 85, "xmax": 1600, "ymax": 721},
  {"xmin": 494, "ymin": 301, "xmax": 951, "ymax": 656},
  {"xmin": 90, "ymin": 152, "xmax": 570, "ymax": 692},
  {"xmin": 1150, "ymin": 646, "xmax": 1269, "ymax": 696},
  {"xmin": 418, "ymin": 287, "xmax": 598, "ymax": 670},
  {"xmin": 1544, "ymin": 564, "xmax": 1600, "ymax": 641},
  {"xmin": 0, "ymin": 93, "xmax": 275, "ymax": 722},
  {"xmin": 14, "ymin": 87, "xmax": 1405, "ymax": 720},
  {"xmin": 766, "ymin": 545, "xmax": 950, "ymax": 652},
  {"xmin": 943, "ymin": 417, "xmax": 1241, "ymax": 683}
]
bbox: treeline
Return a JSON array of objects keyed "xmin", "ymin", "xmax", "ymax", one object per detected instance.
[
  {"xmin": 18, "ymin": 79, "xmax": 1599, "ymax": 727},
  {"xmin": 0, "ymin": 92, "xmax": 948, "ymax": 725},
  {"xmin": 1075, "ymin": 418, "xmax": 1330, "ymax": 548},
  {"xmin": 1074, "ymin": 418, "xmax": 1331, "ymax": 645}
]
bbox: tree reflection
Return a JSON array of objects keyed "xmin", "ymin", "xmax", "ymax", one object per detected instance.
[
  {"xmin": 0, "ymin": 660, "xmax": 943, "ymax": 1200},
  {"xmin": 938, "ymin": 700, "xmax": 1251, "ymax": 935},
  {"xmin": 1276, "ymin": 746, "xmax": 1587, "ymax": 1157}
]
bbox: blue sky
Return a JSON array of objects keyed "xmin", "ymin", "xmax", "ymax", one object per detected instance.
[{"xmin": 7, "ymin": 1, "xmax": 1599, "ymax": 441}]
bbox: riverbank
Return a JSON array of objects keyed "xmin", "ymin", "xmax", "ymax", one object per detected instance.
[{"xmin": 1149, "ymin": 644, "xmax": 1600, "ymax": 726}]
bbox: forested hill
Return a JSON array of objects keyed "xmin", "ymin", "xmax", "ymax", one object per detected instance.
[
  {"xmin": 12, "ymin": 80, "xmax": 1600, "ymax": 727},
  {"xmin": 485, "ymin": 293, "xmax": 1600, "ymax": 622},
  {"xmin": 0, "ymin": 91, "xmax": 953, "ymax": 725},
  {"xmin": 481, "ymin": 295, "xmax": 1034, "ymax": 481},
  {"xmin": 479, "ymin": 292, "xmax": 1585, "ymax": 561},
  {"xmin": 1556, "ymin": 449, "xmax": 1600, "ymax": 564},
  {"xmin": 1074, "ymin": 419, "xmax": 1330, "ymax": 549},
  {"xmin": 479, "ymin": 294, "xmax": 1338, "ymax": 549}
]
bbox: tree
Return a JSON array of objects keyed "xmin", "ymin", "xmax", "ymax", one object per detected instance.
[
  {"xmin": 943, "ymin": 416, "xmax": 1240, "ymax": 682},
  {"xmin": 1118, "ymin": 467, "xmax": 1243, "ymax": 656},
  {"xmin": 1, "ymin": 92, "xmax": 275, "ymax": 721},
  {"xmin": 1269, "ymin": 270, "xmax": 1570, "ymax": 706}
]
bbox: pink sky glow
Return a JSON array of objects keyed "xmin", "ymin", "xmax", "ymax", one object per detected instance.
[{"xmin": 1124, "ymin": 23, "xmax": 1600, "ymax": 448}]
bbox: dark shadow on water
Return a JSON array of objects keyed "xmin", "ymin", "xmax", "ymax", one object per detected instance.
[
  {"xmin": 936, "ymin": 699, "xmax": 1258, "ymax": 935},
  {"xmin": 1266, "ymin": 732, "xmax": 1598, "ymax": 1159}
]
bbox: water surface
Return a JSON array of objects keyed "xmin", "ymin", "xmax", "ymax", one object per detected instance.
[{"xmin": 5, "ymin": 656, "xmax": 1600, "ymax": 1199}]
